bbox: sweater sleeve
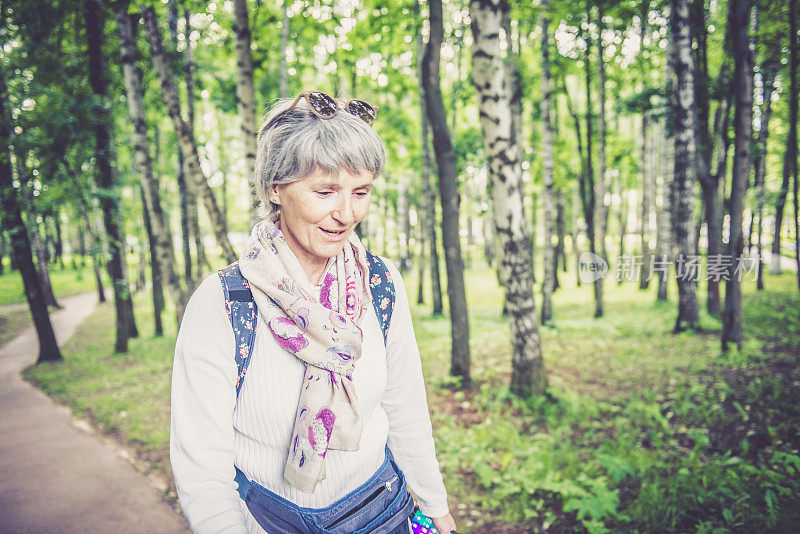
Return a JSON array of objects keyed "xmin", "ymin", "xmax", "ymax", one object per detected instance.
[
  {"xmin": 170, "ymin": 274, "xmax": 249, "ymax": 534},
  {"xmin": 379, "ymin": 259, "xmax": 450, "ymax": 519}
]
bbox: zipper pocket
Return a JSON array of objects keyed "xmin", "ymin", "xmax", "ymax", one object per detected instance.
[{"xmin": 325, "ymin": 476, "xmax": 397, "ymax": 529}]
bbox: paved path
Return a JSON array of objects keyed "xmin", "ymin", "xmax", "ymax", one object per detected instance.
[{"xmin": 0, "ymin": 293, "xmax": 189, "ymax": 534}]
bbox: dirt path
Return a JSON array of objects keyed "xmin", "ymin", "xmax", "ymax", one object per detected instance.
[{"xmin": 0, "ymin": 293, "xmax": 189, "ymax": 533}]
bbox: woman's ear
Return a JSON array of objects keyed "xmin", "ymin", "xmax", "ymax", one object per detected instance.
[{"xmin": 269, "ymin": 186, "xmax": 281, "ymax": 206}]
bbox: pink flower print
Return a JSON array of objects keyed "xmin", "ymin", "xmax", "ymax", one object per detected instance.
[
  {"xmin": 245, "ymin": 245, "xmax": 260, "ymax": 260},
  {"xmin": 380, "ymin": 297, "xmax": 389, "ymax": 310},
  {"xmin": 320, "ymin": 273, "xmax": 336, "ymax": 310},
  {"xmin": 370, "ymin": 274, "xmax": 381, "ymax": 286},
  {"xmin": 268, "ymin": 317, "xmax": 308, "ymax": 353},
  {"xmin": 308, "ymin": 408, "xmax": 335, "ymax": 453}
]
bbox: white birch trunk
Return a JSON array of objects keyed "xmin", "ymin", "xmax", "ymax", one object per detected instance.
[{"xmin": 470, "ymin": 0, "xmax": 546, "ymax": 396}]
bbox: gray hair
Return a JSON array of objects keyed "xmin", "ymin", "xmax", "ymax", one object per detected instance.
[{"xmin": 253, "ymin": 97, "xmax": 386, "ymax": 221}]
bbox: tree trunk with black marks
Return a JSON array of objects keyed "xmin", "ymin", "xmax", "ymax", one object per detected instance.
[
  {"xmin": 166, "ymin": 2, "xmax": 193, "ymax": 286},
  {"xmin": 423, "ymin": 0, "xmax": 471, "ymax": 385},
  {"xmin": 594, "ymin": 0, "xmax": 607, "ymax": 316},
  {"xmin": 141, "ymin": 6, "xmax": 237, "ymax": 265},
  {"xmin": 184, "ymin": 9, "xmax": 208, "ymax": 281},
  {"xmin": 540, "ymin": 0, "xmax": 555, "ymax": 324},
  {"xmin": 755, "ymin": 61, "xmax": 776, "ymax": 290},
  {"xmin": 470, "ymin": 0, "xmax": 545, "ymax": 397},
  {"xmin": 397, "ymin": 176, "xmax": 411, "ymax": 273},
  {"xmin": 669, "ymin": 0, "xmax": 700, "ymax": 331},
  {"xmin": 417, "ymin": 30, "xmax": 443, "ymax": 316},
  {"xmin": 656, "ymin": 118, "xmax": 672, "ymax": 301},
  {"xmin": 233, "ymin": 0, "xmax": 259, "ymax": 228},
  {"xmin": 280, "ymin": 1, "xmax": 289, "ymax": 98},
  {"xmin": 116, "ymin": 6, "xmax": 187, "ymax": 325},
  {"xmin": 721, "ymin": 0, "xmax": 752, "ymax": 350},
  {"xmin": 86, "ymin": 0, "xmax": 138, "ymax": 352},
  {"xmin": 0, "ymin": 69, "xmax": 61, "ymax": 363},
  {"xmin": 640, "ymin": 111, "xmax": 654, "ymax": 289}
]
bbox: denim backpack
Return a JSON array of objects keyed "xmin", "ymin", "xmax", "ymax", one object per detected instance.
[{"xmin": 217, "ymin": 251, "xmax": 396, "ymax": 398}]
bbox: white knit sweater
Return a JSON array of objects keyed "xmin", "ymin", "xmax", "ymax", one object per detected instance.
[{"xmin": 170, "ymin": 258, "xmax": 449, "ymax": 533}]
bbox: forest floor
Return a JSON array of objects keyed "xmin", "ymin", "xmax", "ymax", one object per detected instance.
[{"xmin": 18, "ymin": 258, "xmax": 800, "ymax": 533}]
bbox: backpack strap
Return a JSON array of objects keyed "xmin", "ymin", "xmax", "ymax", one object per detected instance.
[
  {"xmin": 366, "ymin": 251, "xmax": 396, "ymax": 343},
  {"xmin": 217, "ymin": 261, "xmax": 258, "ymax": 399},
  {"xmin": 220, "ymin": 253, "xmax": 396, "ymax": 399}
]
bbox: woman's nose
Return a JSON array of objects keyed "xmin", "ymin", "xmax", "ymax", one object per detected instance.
[{"xmin": 332, "ymin": 195, "xmax": 355, "ymax": 224}]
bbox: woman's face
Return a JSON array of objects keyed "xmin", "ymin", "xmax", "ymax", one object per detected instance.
[{"xmin": 271, "ymin": 167, "xmax": 373, "ymax": 281}]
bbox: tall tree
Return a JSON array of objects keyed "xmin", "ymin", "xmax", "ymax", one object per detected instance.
[
  {"xmin": 788, "ymin": 0, "xmax": 799, "ymax": 289},
  {"xmin": 417, "ymin": 29, "xmax": 444, "ymax": 316},
  {"xmin": 689, "ymin": 0, "xmax": 723, "ymax": 314},
  {"xmin": 166, "ymin": 2, "xmax": 193, "ymax": 286},
  {"xmin": 232, "ymin": 0, "xmax": 259, "ymax": 228},
  {"xmin": 116, "ymin": 5, "xmax": 187, "ymax": 325},
  {"xmin": 85, "ymin": 0, "xmax": 138, "ymax": 353},
  {"xmin": 594, "ymin": 0, "xmax": 608, "ymax": 318},
  {"xmin": 755, "ymin": 59, "xmax": 777, "ymax": 290},
  {"xmin": 470, "ymin": 0, "xmax": 546, "ymax": 396},
  {"xmin": 669, "ymin": 0, "xmax": 700, "ymax": 332},
  {"xmin": 540, "ymin": 0, "xmax": 556, "ymax": 324},
  {"xmin": 722, "ymin": 0, "xmax": 753, "ymax": 349},
  {"xmin": 422, "ymin": 0, "xmax": 470, "ymax": 384},
  {"xmin": 770, "ymin": 0, "xmax": 797, "ymax": 278},
  {"xmin": 0, "ymin": 67, "xmax": 61, "ymax": 363},
  {"xmin": 183, "ymin": 8, "xmax": 208, "ymax": 280},
  {"xmin": 141, "ymin": 5, "xmax": 237, "ymax": 264}
]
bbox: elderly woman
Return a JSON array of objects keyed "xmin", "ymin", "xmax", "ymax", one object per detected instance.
[{"xmin": 170, "ymin": 91, "xmax": 457, "ymax": 534}]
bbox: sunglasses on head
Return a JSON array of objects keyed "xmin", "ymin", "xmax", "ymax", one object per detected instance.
[{"xmin": 287, "ymin": 91, "xmax": 378, "ymax": 125}]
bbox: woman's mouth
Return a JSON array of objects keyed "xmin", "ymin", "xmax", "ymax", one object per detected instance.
[{"xmin": 320, "ymin": 227, "xmax": 347, "ymax": 240}]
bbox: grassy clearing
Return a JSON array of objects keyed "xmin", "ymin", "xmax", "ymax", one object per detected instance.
[
  {"xmin": 0, "ymin": 259, "xmax": 102, "ymax": 306},
  {"xmin": 408, "ymin": 263, "xmax": 800, "ymax": 533},
  {"xmin": 23, "ymin": 259, "xmax": 800, "ymax": 533}
]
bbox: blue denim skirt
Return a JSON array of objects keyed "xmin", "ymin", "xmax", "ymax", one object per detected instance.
[{"xmin": 234, "ymin": 447, "xmax": 415, "ymax": 534}]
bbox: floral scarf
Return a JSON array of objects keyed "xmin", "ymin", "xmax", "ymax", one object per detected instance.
[{"xmin": 238, "ymin": 220, "xmax": 371, "ymax": 493}]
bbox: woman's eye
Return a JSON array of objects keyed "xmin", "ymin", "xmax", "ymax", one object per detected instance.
[
  {"xmin": 316, "ymin": 190, "xmax": 333, "ymax": 197},
  {"xmin": 355, "ymin": 190, "xmax": 370, "ymax": 198}
]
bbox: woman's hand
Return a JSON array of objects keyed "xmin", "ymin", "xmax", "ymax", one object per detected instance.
[{"xmin": 431, "ymin": 512, "xmax": 457, "ymax": 534}]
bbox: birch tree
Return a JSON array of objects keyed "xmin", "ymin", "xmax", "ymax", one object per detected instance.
[
  {"xmin": 116, "ymin": 5, "xmax": 187, "ymax": 325},
  {"xmin": 141, "ymin": 5, "xmax": 237, "ymax": 264},
  {"xmin": 470, "ymin": 0, "xmax": 546, "ymax": 396},
  {"xmin": 668, "ymin": 0, "xmax": 700, "ymax": 331},
  {"xmin": 595, "ymin": 0, "xmax": 608, "ymax": 318},
  {"xmin": 232, "ymin": 0, "xmax": 259, "ymax": 228},
  {"xmin": 540, "ymin": 0, "xmax": 556, "ymax": 324}
]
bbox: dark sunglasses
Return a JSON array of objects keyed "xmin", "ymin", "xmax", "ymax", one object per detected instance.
[{"xmin": 287, "ymin": 90, "xmax": 378, "ymax": 125}]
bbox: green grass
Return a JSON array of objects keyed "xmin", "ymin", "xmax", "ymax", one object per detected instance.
[
  {"xmin": 0, "ymin": 258, "xmax": 102, "ymax": 306},
  {"xmin": 22, "ymin": 256, "xmax": 800, "ymax": 533}
]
